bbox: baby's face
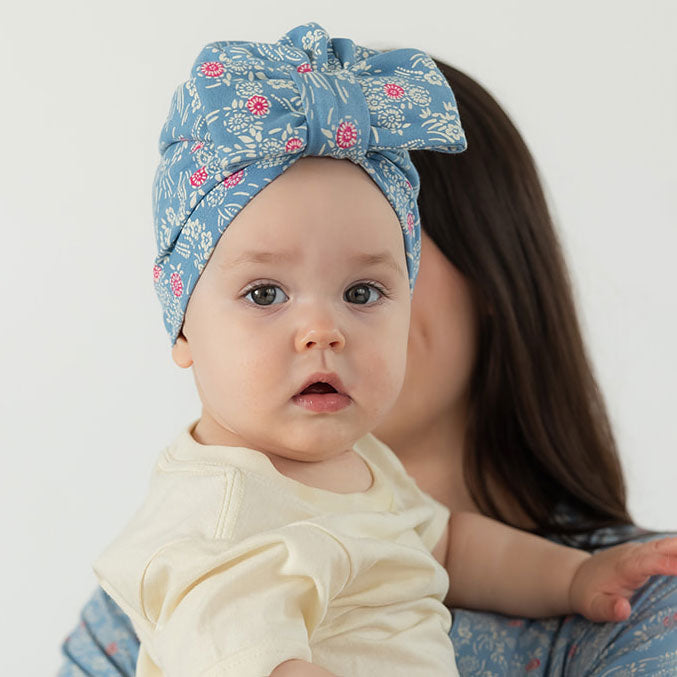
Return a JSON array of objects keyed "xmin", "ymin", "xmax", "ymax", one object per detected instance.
[{"xmin": 173, "ymin": 157, "xmax": 411, "ymax": 463}]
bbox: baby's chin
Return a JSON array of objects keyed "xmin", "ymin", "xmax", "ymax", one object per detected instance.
[
  {"xmin": 253, "ymin": 424, "xmax": 373, "ymax": 463},
  {"xmin": 198, "ymin": 402, "xmax": 385, "ymax": 460}
]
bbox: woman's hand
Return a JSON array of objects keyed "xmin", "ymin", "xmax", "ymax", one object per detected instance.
[{"xmin": 569, "ymin": 536, "xmax": 677, "ymax": 622}]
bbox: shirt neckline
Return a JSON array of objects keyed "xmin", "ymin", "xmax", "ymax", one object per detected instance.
[{"xmin": 162, "ymin": 418, "xmax": 394, "ymax": 512}]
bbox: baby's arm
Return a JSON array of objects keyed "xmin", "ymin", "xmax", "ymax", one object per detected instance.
[{"xmin": 436, "ymin": 512, "xmax": 677, "ymax": 620}]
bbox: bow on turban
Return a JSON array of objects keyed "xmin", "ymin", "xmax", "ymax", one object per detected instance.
[{"xmin": 152, "ymin": 21, "xmax": 467, "ymax": 345}]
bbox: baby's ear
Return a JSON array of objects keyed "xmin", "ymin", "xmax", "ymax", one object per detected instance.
[{"xmin": 171, "ymin": 331, "xmax": 193, "ymax": 368}]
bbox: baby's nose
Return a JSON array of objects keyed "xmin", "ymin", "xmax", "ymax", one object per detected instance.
[{"xmin": 294, "ymin": 320, "xmax": 346, "ymax": 353}]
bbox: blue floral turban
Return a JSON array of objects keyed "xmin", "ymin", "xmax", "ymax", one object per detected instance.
[{"xmin": 152, "ymin": 21, "xmax": 467, "ymax": 345}]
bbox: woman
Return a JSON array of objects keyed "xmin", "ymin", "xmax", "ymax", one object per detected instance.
[{"xmin": 58, "ymin": 60, "xmax": 677, "ymax": 676}]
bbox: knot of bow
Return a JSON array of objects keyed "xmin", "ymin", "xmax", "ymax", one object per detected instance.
[{"xmin": 159, "ymin": 22, "xmax": 466, "ymax": 178}]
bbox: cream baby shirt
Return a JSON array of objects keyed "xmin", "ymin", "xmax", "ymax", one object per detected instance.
[{"xmin": 93, "ymin": 420, "xmax": 457, "ymax": 677}]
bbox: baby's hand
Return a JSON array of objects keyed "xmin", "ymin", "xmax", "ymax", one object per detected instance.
[{"xmin": 569, "ymin": 536, "xmax": 677, "ymax": 622}]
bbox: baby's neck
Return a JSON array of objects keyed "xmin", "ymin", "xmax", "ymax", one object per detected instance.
[
  {"xmin": 190, "ymin": 412, "xmax": 373, "ymax": 494},
  {"xmin": 267, "ymin": 448, "xmax": 373, "ymax": 494},
  {"xmin": 190, "ymin": 416, "xmax": 373, "ymax": 494}
]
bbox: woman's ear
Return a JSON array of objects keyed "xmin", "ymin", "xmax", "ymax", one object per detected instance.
[{"xmin": 171, "ymin": 330, "xmax": 193, "ymax": 368}]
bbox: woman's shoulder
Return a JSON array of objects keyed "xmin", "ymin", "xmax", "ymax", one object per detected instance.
[{"xmin": 545, "ymin": 502, "xmax": 674, "ymax": 550}]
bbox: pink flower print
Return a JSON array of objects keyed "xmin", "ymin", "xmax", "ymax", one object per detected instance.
[
  {"xmin": 406, "ymin": 212, "xmax": 415, "ymax": 235},
  {"xmin": 663, "ymin": 615, "xmax": 675, "ymax": 628},
  {"xmin": 568, "ymin": 645, "xmax": 578, "ymax": 659},
  {"xmin": 223, "ymin": 168, "xmax": 245, "ymax": 189},
  {"xmin": 190, "ymin": 166, "xmax": 208, "ymax": 187},
  {"xmin": 507, "ymin": 619, "xmax": 524, "ymax": 627},
  {"xmin": 190, "ymin": 141, "xmax": 204, "ymax": 153},
  {"xmin": 285, "ymin": 137, "xmax": 303, "ymax": 153},
  {"xmin": 246, "ymin": 95, "xmax": 270, "ymax": 117},
  {"xmin": 170, "ymin": 272, "xmax": 183, "ymax": 298},
  {"xmin": 336, "ymin": 121, "xmax": 357, "ymax": 149},
  {"xmin": 525, "ymin": 658, "xmax": 541, "ymax": 672},
  {"xmin": 152, "ymin": 264, "xmax": 162, "ymax": 283},
  {"xmin": 105, "ymin": 642, "xmax": 118, "ymax": 656},
  {"xmin": 384, "ymin": 83, "xmax": 405, "ymax": 99},
  {"xmin": 297, "ymin": 63, "xmax": 312, "ymax": 73},
  {"xmin": 200, "ymin": 62, "xmax": 224, "ymax": 78},
  {"xmin": 405, "ymin": 179, "xmax": 412, "ymax": 189}
]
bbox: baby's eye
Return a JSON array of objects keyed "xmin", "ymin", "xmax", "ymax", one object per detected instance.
[
  {"xmin": 344, "ymin": 283, "xmax": 384, "ymax": 305},
  {"xmin": 243, "ymin": 284, "xmax": 289, "ymax": 306}
]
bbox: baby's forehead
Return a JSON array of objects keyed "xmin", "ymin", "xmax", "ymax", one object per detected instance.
[
  {"xmin": 213, "ymin": 203, "xmax": 405, "ymax": 263},
  {"xmin": 216, "ymin": 241, "xmax": 405, "ymax": 275}
]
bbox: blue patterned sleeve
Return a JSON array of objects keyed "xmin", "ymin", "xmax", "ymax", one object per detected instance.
[
  {"xmin": 58, "ymin": 587, "xmax": 139, "ymax": 677},
  {"xmin": 59, "ymin": 527, "xmax": 677, "ymax": 676}
]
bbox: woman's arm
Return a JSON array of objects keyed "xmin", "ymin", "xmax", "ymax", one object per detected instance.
[
  {"xmin": 58, "ymin": 587, "xmax": 139, "ymax": 677},
  {"xmin": 443, "ymin": 512, "xmax": 677, "ymax": 620}
]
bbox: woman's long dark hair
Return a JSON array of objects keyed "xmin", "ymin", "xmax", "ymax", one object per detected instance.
[{"xmin": 408, "ymin": 59, "xmax": 635, "ymax": 546}]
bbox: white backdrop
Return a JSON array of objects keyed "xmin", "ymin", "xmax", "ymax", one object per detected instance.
[{"xmin": 1, "ymin": 1, "xmax": 675, "ymax": 674}]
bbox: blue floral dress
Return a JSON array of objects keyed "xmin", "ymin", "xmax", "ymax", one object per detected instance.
[{"xmin": 58, "ymin": 523, "xmax": 677, "ymax": 676}]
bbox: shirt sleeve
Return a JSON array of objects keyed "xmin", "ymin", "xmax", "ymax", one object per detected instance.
[
  {"xmin": 134, "ymin": 522, "xmax": 352, "ymax": 677},
  {"xmin": 414, "ymin": 491, "xmax": 451, "ymax": 554},
  {"xmin": 362, "ymin": 434, "xmax": 450, "ymax": 554}
]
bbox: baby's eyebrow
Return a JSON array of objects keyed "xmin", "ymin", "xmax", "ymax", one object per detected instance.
[
  {"xmin": 354, "ymin": 252, "xmax": 406, "ymax": 278},
  {"xmin": 224, "ymin": 250, "xmax": 405, "ymax": 278},
  {"xmin": 226, "ymin": 250, "xmax": 299, "ymax": 268}
]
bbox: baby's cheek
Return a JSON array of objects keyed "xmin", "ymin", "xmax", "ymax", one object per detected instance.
[
  {"xmin": 232, "ymin": 368, "xmax": 273, "ymax": 412},
  {"xmin": 362, "ymin": 349, "xmax": 407, "ymax": 419}
]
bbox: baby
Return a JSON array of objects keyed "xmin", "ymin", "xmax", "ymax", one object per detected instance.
[{"xmin": 93, "ymin": 22, "xmax": 677, "ymax": 677}]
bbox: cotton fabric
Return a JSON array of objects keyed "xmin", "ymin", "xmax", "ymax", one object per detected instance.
[
  {"xmin": 91, "ymin": 420, "xmax": 455, "ymax": 676},
  {"xmin": 61, "ymin": 523, "xmax": 677, "ymax": 676}
]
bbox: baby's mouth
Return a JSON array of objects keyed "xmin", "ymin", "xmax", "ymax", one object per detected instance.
[
  {"xmin": 292, "ymin": 376, "xmax": 351, "ymax": 413},
  {"xmin": 299, "ymin": 382, "xmax": 338, "ymax": 395}
]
